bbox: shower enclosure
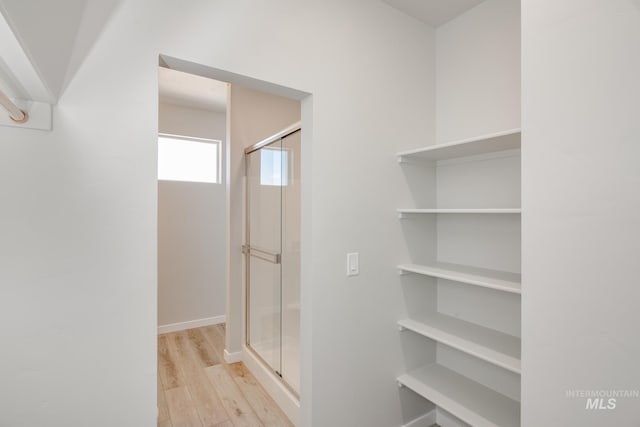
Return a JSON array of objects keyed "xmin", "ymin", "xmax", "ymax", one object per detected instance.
[{"xmin": 244, "ymin": 122, "xmax": 301, "ymax": 396}]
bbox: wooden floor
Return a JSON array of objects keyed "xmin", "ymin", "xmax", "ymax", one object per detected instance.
[{"xmin": 158, "ymin": 324, "xmax": 294, "ymax": 427}]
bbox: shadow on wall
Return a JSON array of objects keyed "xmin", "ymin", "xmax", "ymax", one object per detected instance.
[{"xmin": 0, "ymin": 0, "xmax": 122, "ymax": 99}]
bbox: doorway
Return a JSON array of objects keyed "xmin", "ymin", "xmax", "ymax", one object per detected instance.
[
  {"xmin": 156, "ymin": 57, "xmax": 308, "ymax": 425},
  {"xmin": 157, "ymin": 67, "xmax": 228, "ymax": 334}
]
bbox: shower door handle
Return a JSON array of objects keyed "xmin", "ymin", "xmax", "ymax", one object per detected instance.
[{"xmin": 244, "ymin": 245, "xmax": 281, "ymax": 264}]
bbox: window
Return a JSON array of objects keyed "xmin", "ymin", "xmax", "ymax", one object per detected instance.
[
  {"xmin": 158, "ymin": 135, "xmax": 220, "ymax": 183},
  {"xmin": 260, "ymin": 148, "xmax": 289, "ymax": 186}
]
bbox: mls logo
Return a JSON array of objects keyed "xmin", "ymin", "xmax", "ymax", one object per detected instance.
[{"xmin": 586, "ymin": 398, "xmax": 616, "ymax": 410}]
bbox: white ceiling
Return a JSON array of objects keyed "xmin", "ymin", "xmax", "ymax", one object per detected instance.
[
  {"xmin": 0, "ymin": 0, "xmax": 483, "ymax": 104},
  {"xmin": 0, "ymin": 7, "xmax": 50, "ymax": 102},
  {"xmin": 158, "ymin": 67, "xmax": 228, "ymax": 113},
  {"xmin": 0, "ymin": 0, "xmax": 121, "ymax": 100},
  {"xmin": 382, "ymin": 0, "xmax": 486, "ymax": 27}
]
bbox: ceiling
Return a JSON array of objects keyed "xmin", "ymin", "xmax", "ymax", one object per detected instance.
[
  {"xmin": 158, "ymin": 67, "xmax": 228, "ymax": 113},
  {"xmin": 1, "ymin": 0, "xmax": 483, "ymax": 104},
  {"xmin": 382, "ymin": 0, "xmax": 486, "ymax": 27},
  {"xmin": 0, "ymin": 0, "xmax": 121, "ymax": 100}
]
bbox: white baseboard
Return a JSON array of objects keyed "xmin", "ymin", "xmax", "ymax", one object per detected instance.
[
  {"xmin": 402, "ymin": 409, "xmax": 437, "ymax": 427},
  {"xmin": 223, "ymin": 349, "xmax": 243, "ymax": 363},
  {"xmin": 158, "ymin": 315, "xmax": 225, "ymax": 334}
]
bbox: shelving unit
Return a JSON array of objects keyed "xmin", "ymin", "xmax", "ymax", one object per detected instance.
[
  {"xmin": 397, "ymin": 128, "xmax": 522, "ymax": 425},
  {"xmin": 397, "ymin": 315, "xmax": 521, "ymax": 374},
  {"xmin": 397, "ymin": 262, "xmax": 521, "ymax": 294},
  {"xmin": 397, "ymin": 129, "xmax": 521, "ymax": 161},
  {"xmin": 397, "ymin": 364, "xmax": 520, "ymax": 427}
]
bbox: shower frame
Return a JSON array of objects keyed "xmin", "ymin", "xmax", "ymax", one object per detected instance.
[{"xmin": 243, "ymin": 121, "xmax": 301, "ymax": 398}]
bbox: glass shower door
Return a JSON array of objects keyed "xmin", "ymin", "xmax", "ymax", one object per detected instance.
[
  {"xmin": 246, "ymin": 139, "xmax": 283, "ymax": 374},
  {"xmin": 245, "ymin": 127, "xmax": 301, "ymax": 396}
]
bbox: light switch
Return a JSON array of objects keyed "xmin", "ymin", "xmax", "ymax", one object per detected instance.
[{"xmin": 347, "ymin": 252, "xmax": 359, "ymax": 276}]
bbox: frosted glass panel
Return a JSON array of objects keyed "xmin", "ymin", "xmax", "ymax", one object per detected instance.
[{"xmin": 248, "ymin": 257, "xmax": 281, "ymax": 370}]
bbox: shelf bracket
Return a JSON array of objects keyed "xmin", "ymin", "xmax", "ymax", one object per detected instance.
[
  {"xmin": 397, "ymin": 156, "xmax": 409, "ymax": 164},
  {"xmin": 0, "ymin": 98, "xmax": 52, "ymax": 131},
  {"xmin": 397, "ymin": 324, "xmax": 406, "ymax": 332},
  {"xmin": 397, "ymin": 380, "xmax": 405, "ymax": 389},
  {"xmin": 398, "ymin": 269, "xmax": 408, "ymax": 276},
  {"xmin": 397, "ymin": 212, "xmax": 407, "ymax": 219}
]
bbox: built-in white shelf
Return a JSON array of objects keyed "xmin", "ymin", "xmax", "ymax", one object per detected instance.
[
  {"xmin": 398, "ymin": 314, "xmax": 521, "ymax": 374},
  {"xmin": 397, "ymin": 129, "xmax": 521, "ymax": 161},
  {"xmin": 398, "ymin": 208, "xmax": 521, "ymax": 217},
  {"xmin": 398, "ymin": 262, "xmax": 521, "ymax": 295},
  {"xmin": 398, "ymin": 364, "xmax": 520, "ymax": 427}
]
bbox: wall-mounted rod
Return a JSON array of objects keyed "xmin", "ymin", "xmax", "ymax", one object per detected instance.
[{"xmin": 0, "ymin": 88, "xmax": 28, "ymax": 123}]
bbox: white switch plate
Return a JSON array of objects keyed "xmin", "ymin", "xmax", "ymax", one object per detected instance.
[{"xmin": 347, "ymin": 252, "xmax": 359, "ymax": 276}]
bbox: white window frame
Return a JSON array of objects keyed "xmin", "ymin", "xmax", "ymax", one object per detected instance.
[{"xmin": 158, "ymin": 133, "xmax": 222, "ymax": 184}]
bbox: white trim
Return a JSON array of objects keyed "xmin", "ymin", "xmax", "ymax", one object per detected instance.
[
  {"xmin": 158, "ymin": 132, "xmax": 221, "ymax": 144},
  {"xmin": 243, "ymin": 346, "xmax": 300, "ymax": 426},
  {"xmin": 223, "ymin": 349, "xmax": 243, "ymax": 363},
  {"xmin": 436, "ymin": 407, "xmax": 470, "ymax": 427},
  {"xmin": 157, "ymin": 315, "xmax": 225, "ymax": 334},
  {"xmin": 157, "ymin": 134, "xmax": 222, "ymax": 184},
  {"xmin": 402, "ymin": 409, "xmax": 437, "ymax": 427},
  {"xmin": 436, "ymin": 148, "xmax": 520, "ymax": 167}
]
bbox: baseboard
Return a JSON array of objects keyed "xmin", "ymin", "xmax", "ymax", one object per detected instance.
[
  {"xmin": 402, "ymin": 409, "xmax": 437, "ymax": 427},
  {"xmin": 158, "ymin": 315, "xmax": 225, "ymax": 334},
  {"xmin": 223, "ymin": 349, "xmax": 243, "ymax": 364}
]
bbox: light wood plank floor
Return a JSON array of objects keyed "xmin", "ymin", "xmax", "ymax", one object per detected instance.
[{"xmin": 158, "ymin": 324, "xmax": 293, "ymax": 427}]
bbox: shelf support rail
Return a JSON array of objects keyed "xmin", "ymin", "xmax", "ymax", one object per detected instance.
[{"xmin": 0, "ymin": 88, "xmax": 28, "ymax": 123}]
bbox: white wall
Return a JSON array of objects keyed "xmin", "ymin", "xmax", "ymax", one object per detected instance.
[
  {"xmin": 430, "ymin": 2, "xmax": 522, "ymax": 423},
  {"xmin": 157, "ymin": 102, "xmax": 227, "ymax": 327},
  {"xmin": 522, "ymin": 0, "xmax": 640, "ymax": 425},
  {"xmin": 0, "ymin": 1, "xmax": 436, "ymax": 426},
  {"xmin": 159, "ymin": 102, "xmax": 226, "ymax": 141},
  {"xmin": 433, "ymin": 0, "xmax": 521, "ymax": 336},
  {"xmin": 436, "ymin": 0, "xmax": 521, "ymax": 142}
]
